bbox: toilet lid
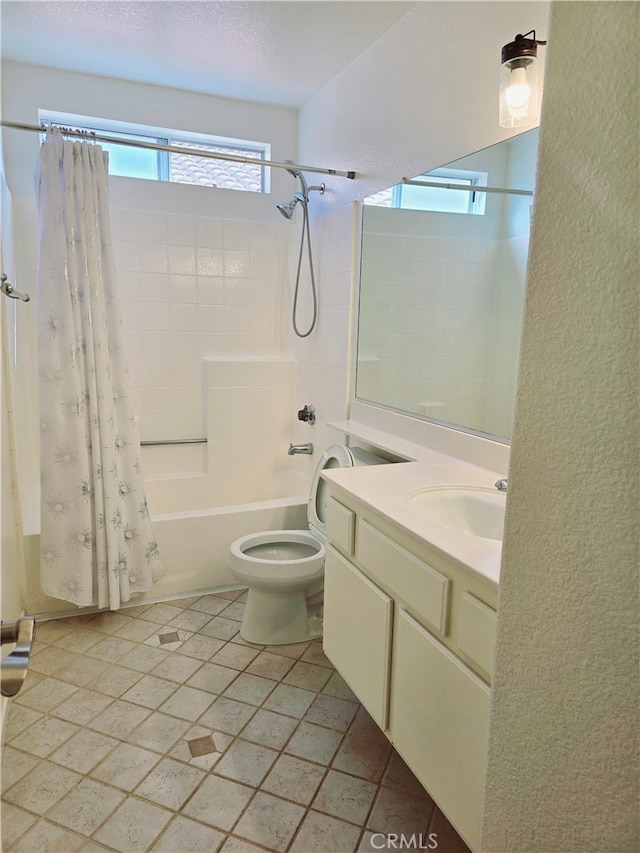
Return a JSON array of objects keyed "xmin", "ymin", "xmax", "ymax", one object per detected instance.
[{"xmin": 307, "ymin": 444, "xmax": 354, "ymax": 538}]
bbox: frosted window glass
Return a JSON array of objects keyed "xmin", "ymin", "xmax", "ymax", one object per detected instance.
[{"xmin": 169, "ymin": 142, "xmax": 263, "ymax": 191}]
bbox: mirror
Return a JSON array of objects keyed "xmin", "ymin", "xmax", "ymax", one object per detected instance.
[{"xmin": 357, "ymin": 129, "xmax": 538, "ymax": 441}]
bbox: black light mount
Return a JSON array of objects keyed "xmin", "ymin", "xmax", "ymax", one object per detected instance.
[{"xmin": 501, "ymin": 30, "xmax": 546, "ymax": 66}]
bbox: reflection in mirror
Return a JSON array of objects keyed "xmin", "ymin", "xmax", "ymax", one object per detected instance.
[{"xmin": 357, "ymin": 129, "xmax": 538, "ymax": 441}]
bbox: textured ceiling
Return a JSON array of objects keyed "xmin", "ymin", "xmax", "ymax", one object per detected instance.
[{"xmin": 0, "ymin": 1, "xmax": 417, "ymax": 107}]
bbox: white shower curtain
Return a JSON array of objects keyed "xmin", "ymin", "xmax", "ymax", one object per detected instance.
[{"xmin": 36, "ymin": 128, "xmax": 162, "ymax": 609}]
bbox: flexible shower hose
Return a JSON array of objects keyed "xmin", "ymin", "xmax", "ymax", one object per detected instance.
[{"xmin": 292, "ymin": 201, "xmax": 318, "ymax": 338}]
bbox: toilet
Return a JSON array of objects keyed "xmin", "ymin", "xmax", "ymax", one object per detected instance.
[{"xmin": 228, "ymin": 444, "xmax": 385, "ymax": 645}]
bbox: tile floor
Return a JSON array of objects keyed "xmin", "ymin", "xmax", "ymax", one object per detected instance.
[{"xmin": 1, "ymin": 590, "xmax": 470, "ymax": 853}]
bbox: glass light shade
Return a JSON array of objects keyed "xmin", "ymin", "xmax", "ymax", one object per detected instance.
[{"xmin": 500, "ymin": 55, "xmax": 539, "ymax": 127}]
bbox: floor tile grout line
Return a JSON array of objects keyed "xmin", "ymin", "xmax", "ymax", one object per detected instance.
[
  {"xmin": 4, "ymin": 592, "xmax": 469, "ymax": 853},
  {"xmin": 7, "ymin": 676, "xmax": 394, "ymax": 798},
  {"xmin": 6, "ymin": 761, "xmax": 155, "ymax": 849},
  {"xmin": 32, "ymin": 591, "xmax": 244, "ymax": 645},
  {"xmin": 214, "ymin": 691, "xmax": 439, "ymax": 852},
  {"xmin": 282, "ymin": 762, "xmax": 350, "ymax": 852},
  {"xmin": 7, "ymin": 769, "xmax": 226, "ymax": 853},
  {"xmin": 208, "ymin": 694, "xmax": 389, "ymax": 849},
  {"xmin": 8, "ymin": 675, "xmax": 338, "ymax": 774},
  {"xmin": 6, "ymin": 684, "xmax": 376, "ymax": 832},
  {"xmin": 10, "ymin": 720, "xmax": 389, "ymax": 831},
  {"xmin": 6, "ymin": 761, "xmax": 441, "ymax": 845},
  {"xmin": 8, "ymin": 673, "xmax": 356, "ymax": 799}
]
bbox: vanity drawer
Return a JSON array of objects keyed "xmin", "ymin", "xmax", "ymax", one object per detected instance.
[
  {"xmin": 458, "ymin": 592, "xmax": 497, "ymax": 681},
  {"xmin": 326, "ymin": 497, "xmax": 356, "ymax": 557},
  {"xmin": 356, "ymin": 519, "xmax": 450, "ymax": 636}
]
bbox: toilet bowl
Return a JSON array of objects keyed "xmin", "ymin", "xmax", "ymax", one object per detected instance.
[{"xmin": 228, "ymin": 444, "xmax": 385, "ymax": 645}]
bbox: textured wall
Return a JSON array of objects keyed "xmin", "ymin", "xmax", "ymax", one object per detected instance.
[
  {"xmin": 299, "ymin": 1, "xmax": 549, "ymax": 208},
  {"xmin": 482, "ymin": 3, "xmax": 639, "ymax": 851}
]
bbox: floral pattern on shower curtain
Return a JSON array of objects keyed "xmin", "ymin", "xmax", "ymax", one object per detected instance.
[{"xmin": 36, "ymin": 128, "xmax": 163, "ymax": 609}]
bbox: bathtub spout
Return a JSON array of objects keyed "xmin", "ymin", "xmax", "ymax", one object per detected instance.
[{"xmin": 288, "ymin": 443, "xmax": 313, "ymax": 455}]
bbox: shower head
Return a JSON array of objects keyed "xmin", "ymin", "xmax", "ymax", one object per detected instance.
[
  {"xmin": 276, "ymin": 197, "xmax": 300, "ymax": 220},
  {"xmin": 276, "ymin": 162, "xmax": 326, "ymax": 219}
]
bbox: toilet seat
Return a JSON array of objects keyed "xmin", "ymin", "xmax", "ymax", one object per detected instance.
[
  {"xmin": 228, "ymin": 530, "xmax": 324, "ymax": 588},
  {"xmin": 307, "ymin": 444, "xmax": 354, "ymax": 541},
  {"xmin": 229, "ymin": 444, "xmax": 355, "ymax": 587}
]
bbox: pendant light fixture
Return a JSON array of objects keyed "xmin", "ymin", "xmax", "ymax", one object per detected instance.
[{"xmin": 500, "ymin": 30, "xmax": 547, "ymax": 127}]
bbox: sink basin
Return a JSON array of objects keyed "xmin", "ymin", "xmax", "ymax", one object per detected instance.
[{"xmin": 408, "ymin": 485, "xmax": 506, "ymax": 541}]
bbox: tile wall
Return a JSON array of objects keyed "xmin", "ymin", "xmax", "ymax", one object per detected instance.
[
  {"xmin": 109, "ymin": 203, "xmax": 355, "ymax": 500},
  {"xmin": 9, "ymin": 196, "xmax": 378, "ymax": 520},
  {"xmin": 143, "ymin": 357, "xmax": 302, "ymax": 513},
  {"xmin": 290, "ymin": 204, "xmax": 354, "ymax": 468},
  {"xmin": 111, "ymin": 210, "xmax": 292, "ymax": 446},
  {"xmin": 9, "ymin": 205, "xmax": 299, "ymax": 512}
]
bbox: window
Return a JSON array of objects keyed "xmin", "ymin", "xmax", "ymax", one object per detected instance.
[
  {"xmin": 365, "ymin": 168, "xmax": 487, "ymax": 215},
  {"xmin": 39, "ymin": 110, "xmax": 271, "ymax": 193}
]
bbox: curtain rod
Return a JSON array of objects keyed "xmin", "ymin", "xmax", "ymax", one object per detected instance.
[
  {"xmin": 402, "ymin": 178, "xmax": 533, "ymax": 197},
  {"xmin": 0, "ymin": 120, "xmax": 356, "ymax": 180}
]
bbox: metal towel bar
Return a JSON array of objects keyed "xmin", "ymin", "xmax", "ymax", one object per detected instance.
[
  {"xmin": 140, "ymin": 438, "xmax": 207, "ymax": 447},
  {"xmin": 1, "ymin": 272, "xmax": 30, "ymax": 302},
  {"xmin": 1, "ymin": 616, "xmax": 36, "ymax": 697}
]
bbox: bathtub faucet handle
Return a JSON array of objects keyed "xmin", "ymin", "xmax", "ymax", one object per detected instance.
[{"xmin": 297, "ymin": 404, "xmax": 316, "ymax": 425}]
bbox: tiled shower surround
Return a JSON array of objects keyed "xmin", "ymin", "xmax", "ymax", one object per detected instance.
[
  {"xmin": 10, "ymin": 198, "xmax": 354, "ymax": 516},
  {"xmin": 2, "ymin": 591, "xmax": 470, "ymax": 853},
  {"xmin": 111, "ymin": 209, "xmax": 292, "ymax": 445}
]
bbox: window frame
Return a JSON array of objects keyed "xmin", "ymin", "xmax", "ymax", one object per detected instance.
[
  {"xmin": 364, "ymin": 167, "xmax": 488, "ymax": 216},
  {"xmin": 38, "ymin": 110, "xmax": 272, "ymax": 193}
]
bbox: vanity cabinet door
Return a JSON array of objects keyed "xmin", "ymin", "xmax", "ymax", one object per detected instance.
[
  {"xmin": 323, "ymin": 544, "xmax": 393, "ymax": 731},
  {"xmin": 391, "ymin": 610, "xmax": 490, "ymax": 853}
]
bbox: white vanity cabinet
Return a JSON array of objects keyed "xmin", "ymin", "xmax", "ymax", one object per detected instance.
[
  {"xmin": 391, "ymin": 611, "xmax": 490, "ymax": 849},
  {"xmin": 323, "ymin": 491, "xmax": 498, "ymax": 852},
  {"xmin": 323, "ymin": 546, "xmax": 392, "ymax": 730}
]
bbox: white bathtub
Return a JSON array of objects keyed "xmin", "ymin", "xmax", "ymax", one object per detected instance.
[
  {"xmin": 23, "ymin": 469, "xmax": 309, "ymax": 618},
  {"xmin": 150, "ymin": 494, "xmax": 307, "ymax": 599}
]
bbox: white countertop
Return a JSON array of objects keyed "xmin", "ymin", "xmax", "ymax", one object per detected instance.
[{"xmin": 322, "ymin": 455, "xmax": 504, "ymax": 587}]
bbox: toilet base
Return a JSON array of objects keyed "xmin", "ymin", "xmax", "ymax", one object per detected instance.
[{"xmin": 240, "ymin": 587, "xmax": 322, "ymax": 645}]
